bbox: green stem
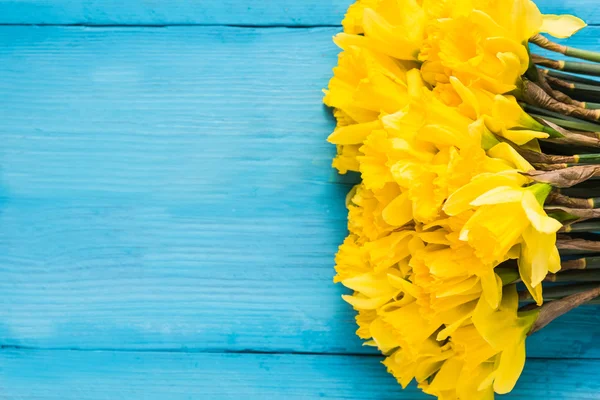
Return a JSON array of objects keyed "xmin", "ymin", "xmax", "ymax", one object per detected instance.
[
  {"xmin": 561, "ymin": 187, "xmax": 600, "ymax": 198},
  {"xmin": 522, "ymin": 103, "xmax": 590, "ymax": 123},
  {"xmin": 530, "ymin": 34, "xmax": 600, "ymax": 64},
  {"xmin": 566, "ymin": 47, "xmax": 600, "ymax": 64},
  {"xmin": 541, "ymin": 69, "xmax": 600, "ymax": 86},
  {"xmin": 585, "ymin": 102, "xmax": 600, "ymax": 110},
  {"xmin": 559, "ymin": 249, "xmax": 596, "ymax": 255},
  {"xmin": 547, "ymin": 191, "xmax": 597, "ymax": 208},
  {"xmin": 558, "ymin": 61, "xmax": 600, "ymax": 77},
  {"xmin": 529, "ymin": 114, "xmax": 600, "ymax": 133},
  {"xmin": 563, "ymin": 221, "xmax": 600, "ymax": 233},
  {"xmin": 546, "ymin": 77, "xmax": 600, "ymax": 103},
  {"xmin": 545, "ymin": 269, "xmax": 600, "ymax": 282},
  {"xmin": 561, "ymin": 256, "xmax": 600, "ymax": 271},
  {"xmin": 519, "ymin": 283, "xmax": 600, "ymax": 301},
  {"xmin": 528, "ymin": 285, "xmax": 600, "ymax": 333},
  {"xmin": 535, "ymin": 54, "xmax": 600, "ymax": 77},
  {"xmin": 573, "ymin": 154, "xmax": 600, "ymax": 163},
  {"xmin": 522, "ymin": 80, "xmax": 600, "ymax": 122}
]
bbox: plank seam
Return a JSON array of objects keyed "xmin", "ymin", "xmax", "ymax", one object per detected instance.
[
  {"xmin": 0, "ymin": 23, "xmax": 342, "ymax": 28},
  {"xmin": 2, "ymin": 345, "xmax": 599, "ymax": 360},
  {"xmin": 0, "ymin": 23, "xmax": 597, "ymax": 28},
  {"xmin": 0, "ymin": 345, "xmax": 381, "ymax": 357}
]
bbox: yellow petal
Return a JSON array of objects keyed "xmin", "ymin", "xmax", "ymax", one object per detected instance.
[
  {"xmin": 342, "ymin": 272, "xmax": 395, "ymax": 298},
  {"xmin": 362, "ymin": 8, "xmax": 420, "ymax": 60},
  {"xmin": 332, "ymin": 145, "xmax": 361, "ymax": 174},
  {"xmin": 436, "ymin": 301, "xmax": 476, "ymax": 340},
  {"xmin": 387, "ymin": 274, "xmax": 421, "ymax": 298},
  {"xmin": 342, "ymin": 293, "xmax": 395, "ymax": 310},
  {"xmin": 449, "ymin": 76, "xmax": 480, "ymax": 117},
  {"xmin": 332, "ymin": 32, "xmax": 369, "ymax": 50},
  {"xmin": 521, "ymin": 192, "xmax": 562, "ymax": 234},
  {"xmin": 479, "ymin": 270, "xmax": 502, "ymax": 309},
  {"xmin": 370, "ymin": 317, "xmax": 400, "ymax": 353},
  {"xmin": 406, "ymin": 68, "xmax": 425, "ymax": 98},
  {"xmin": 429, "ymin": 357, "xmax": 463, "ymax": 391},
  {"xmin": 520, "ymin": 225, "xmax": 559, "ymax": 287},
  {"xmin": 436, "ymin": 276, "xmax": 479, "ymax": 298},
  {"xmin": 470, "ymin": 186, "xmax": 524, "ymax": 206},
  {"xmin": 501, "ymin": 129, "xmax": 549, "ymax": 146},
  {"xmin": 520, "ymin": 138, "xmax": 542, "ymax": 153},
  {"xmin": 382, "ymin": 192, "xmax": 413, "ymax": 226},
  {"xmin": 444, "ymin": 172, "xmax": 527, "ymax": 215},
  {"xmin": 419, "ymin": 230, "xmax": 451, "ymax": 246},
  {"xmin": 419, "ymin": 124, "xmax": 473, "ymax": 148},
  {"xmin": 548, "ymin": 244, "xmax": 561, "ymax": 274},
  {"xmin": 541, "ymin": 14, "xmax": 587, "ymax": 39},
  {"xmin": 493, "ymin": 340, "xmax": 526, "ymax": 394},
  {"xmin": 487, "ymin": 142, "xmax": 534, "ymax": 172},
  {"xmin": 327, "ymin": 120, "xmax": 382, "ymax": 145},
  {"xmin": 518, "ymin": 240, "xmax": 545, "ymax": 306},
  {"xmin": 341, "ymin": 0, "xmax": 379, "ymax": 34},
  {"xmin": 484, "ymin": 37, "xmax": 529, "ymax": 74}
]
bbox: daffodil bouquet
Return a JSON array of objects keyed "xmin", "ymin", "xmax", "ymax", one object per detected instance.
[{"xmin": 324, "ymin": 0, "xmax": 600, "ymax": 398}]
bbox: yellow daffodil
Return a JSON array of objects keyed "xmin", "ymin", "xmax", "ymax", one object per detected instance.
[
  {"xmin": 460, "ymin": 184, "xmax": 561, "ymax": 302},
  {"xmin": 472, "ymin": 285, "xmax": 539, "ymax": 394},
  {"xmin": 341, "ymin": 0, "xmax": 379, "ymax": 34},
  {"xmin": 333, "ymin": 235, "xmax": 371, "ymax": 283},
  {"xmin": 384, "ymin": 338, "xmax": 453, "ymax": 389},
  {"xmin": 420, "ymin": 10, "xmax": 529, "ymax": 93},
  {"xmin": 339, "ymin": 0, "xmax": 427, "ymax": 60},
  {"xmin": 331, "ymin": 144, "xmax": 361, "ymax": 174},
  {"xmin": 323, "ymin": 44, "xmax": 410, "ymax": 123},
  {"xmin": 347, "ymin": 183, "xmax": 399, "ymax": 241},
  {"xmin": 342, "ymin": 270, "xmax": 400, "ymax": 310},
  {"xmin": 423, "ymin": 286, "xmax": 538, "ymax": 399},
  {"xmin": 446, "ymin": 77, "xmax": 551, "ymax": 145}
]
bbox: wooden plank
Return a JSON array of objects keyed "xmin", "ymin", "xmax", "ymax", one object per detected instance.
[
  {"xmin": 0, "ymin": 0, "xmax": 597, "ymax": 26},
  {"xmin": 1, "ymin": 349, "xmax": 600, "ymax": 399},
  {"xmin": 0, "ymin": 26, "xmax": 600, "ymax": 358},
  {"xmin": 0, "ymin": 0, "xmax": 351, "ymax": 26}
]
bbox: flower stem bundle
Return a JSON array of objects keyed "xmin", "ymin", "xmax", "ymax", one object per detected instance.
[{"xmin": 324, "ymin": 1, "xmax": 600, "ymax": 398}]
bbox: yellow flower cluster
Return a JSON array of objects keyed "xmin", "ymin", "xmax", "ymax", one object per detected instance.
[{"xmin": 325, "ymin": 0, "xmax": 586, "ymax": 398}]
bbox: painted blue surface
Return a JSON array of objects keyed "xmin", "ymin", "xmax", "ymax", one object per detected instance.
[
  {"xmin": 0, "ymin": 0, "xmax": 597, "ymax": 25},
  {"xmin": 0, "ymin": 1, "xmax": 599, "ymax": 399},
  {"xmin": 1, "ymin": 350, "xmax": 600, "ymax": 399}
]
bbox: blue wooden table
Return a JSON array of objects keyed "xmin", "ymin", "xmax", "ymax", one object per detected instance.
[{"xmin": 0, "ymin": 1, "xmax": 599, "ymax": 398}]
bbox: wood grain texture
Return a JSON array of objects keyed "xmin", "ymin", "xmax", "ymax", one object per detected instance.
[
  {"xmin": 0, "ymin": 0, "xmax": 597, "ymax": 26},
  {"xmin": 2, "ymin": 350, "xmax": 600, "ymax": 400},
  {"xmin": 0, "ymin": 0, "xmax": 351, "ymax": 26},
  {"xmin": 1, "ymin": 26, "xmax": 600, "ymax": 359}
]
